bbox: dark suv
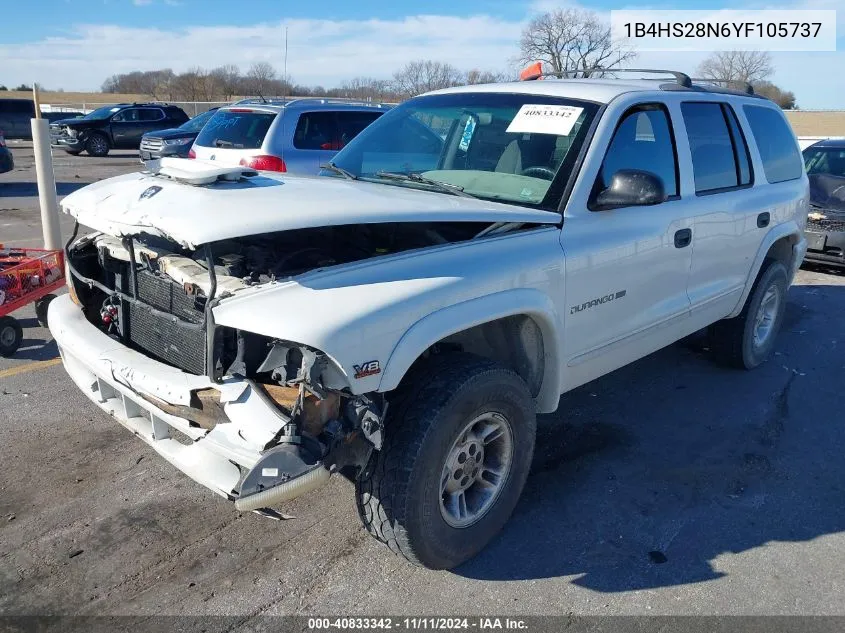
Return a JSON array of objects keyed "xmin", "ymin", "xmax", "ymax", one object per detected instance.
[
  {"xmin": 803, "ymin": 138, "xmax": 845, "ymax": 268},
  {"xmin": 51, "ymin": 103, "xmax": 189, "ymax": 157}
]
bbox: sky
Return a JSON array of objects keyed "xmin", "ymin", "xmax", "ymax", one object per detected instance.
[{"xmin": 0, "ymin": 0, "xmax": 841, "ymax": 109}]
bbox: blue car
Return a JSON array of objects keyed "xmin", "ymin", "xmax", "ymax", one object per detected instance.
[{"xmin": 139, "ymin": 107, "xmax": 219, "ymax": 161}]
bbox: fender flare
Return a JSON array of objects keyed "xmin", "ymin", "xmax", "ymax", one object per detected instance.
[
  {"xmin": 377, "ymin": 288, "xmax": 563, "ymax": 413},
  {"xmin": 728, "ymin": 221, "xmax": 803, "ymax": 318}
]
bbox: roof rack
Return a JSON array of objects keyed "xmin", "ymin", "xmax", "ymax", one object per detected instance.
[
  {"xmin": 689, "ymin": 78, "xmax": 755, "ymax": 95},
  {"xmin": 520, "ymin": 65, "xmax": 692, "ymax": 88},
  {"xmin": 232, "ymin": 96, "xmax": 389, "ymax": 108}
]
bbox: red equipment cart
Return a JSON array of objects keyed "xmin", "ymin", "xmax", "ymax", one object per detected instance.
[{"xmin": 0, "ymin": 244, "xmax": 65, "ymax": 356}]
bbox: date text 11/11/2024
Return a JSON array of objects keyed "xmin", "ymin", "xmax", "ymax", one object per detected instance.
[{"xmin": 307, "ymin": 617, "xmax": 529, "ymax": 630}]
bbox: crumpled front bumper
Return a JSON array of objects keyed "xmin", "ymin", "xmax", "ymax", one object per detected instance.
[
  {"xmin": 804, "ymin": 221, "xmax": 845, "ymax": 268},
  {"xmin": 48, "ymin": 294, "xmax": 290, "ymax": 499}
]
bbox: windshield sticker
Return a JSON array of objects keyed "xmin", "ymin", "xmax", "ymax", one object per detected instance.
[
  {"xmin": 458, "ymin": 117, "xmax": 476, "ymax": 152},
  {"xmin": 506, "ymin": 104, "xmax": 584, "ymax": 136}
]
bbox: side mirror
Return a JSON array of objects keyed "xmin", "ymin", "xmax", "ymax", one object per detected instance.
[{"xmin": 592, "ymin": 169, "xmax": 667, "ymax": 211}]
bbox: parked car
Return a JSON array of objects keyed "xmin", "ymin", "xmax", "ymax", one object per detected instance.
[
  {"xmin": 0, "ymin": 99, "xmax": 36, "ymax": 140},
  {"xmin": 53, "ymin": 69, "xmax": 807, "ymax": 570},
  {"xmin": 0, "ymin": 131, "xmax": 13, "ymax": 174},
  {"xmin": 51, "ymin": 103, "xmax": 189, "ymax": 157},
  {"xmin": 802, "ymin": 138, "xmax": 845, "ymax": 268},
  {"xmin": 190, "ymin": 98, "xmax": 389, "ymax": 174},
  {"xmin": 139, "ymin": 107, "xmax": 219, "ymax": 162}
]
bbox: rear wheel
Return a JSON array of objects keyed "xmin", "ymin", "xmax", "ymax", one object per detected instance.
[
  {"xmin": 0, "ymin": 316, "xmax": 22, "ymax": 357},
  {"xmin": 356, "ymin": 353, "xmax": 536, "ymax": 569},
  {"xmin": 710, "ymin": 260, "xmax": 788, "ymax": 369},
  {"xmin": 85, "ymin": 134, "xmax": 110, "ymax": 157}
]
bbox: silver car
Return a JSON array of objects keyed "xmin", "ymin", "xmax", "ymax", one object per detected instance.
[{"xmin": 190, "ymin": 99, "xmax": 390, "ymax": 174}]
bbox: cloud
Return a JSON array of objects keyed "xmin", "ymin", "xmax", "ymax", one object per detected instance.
[
  {"xmin": 1, "ymin": 9, "xmax": 840, "ymax": 108},
  {"xmin": 1, "ymin": 15, "xmax": 523, "ymax": 90}
]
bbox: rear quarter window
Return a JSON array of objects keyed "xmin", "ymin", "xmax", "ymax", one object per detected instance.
[
  {"xmin": 194, "ymin": 110, "xmax": 277, "ymax": 149},
  {"xmin": 743, "ymin": 105, "xmax": 803, "ymax": 183}
]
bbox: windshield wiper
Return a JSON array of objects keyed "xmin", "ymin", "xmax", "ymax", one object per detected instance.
[
  {"xmin": 375, "ymin": 171, "xmax": 476, "ymax": 199},
  {"xmin": 214, "ymin": 139, "xmax": 234, "ymax": 148},
  {"xmin": 320, "ymin": 162, "xmax": 357, "ymax": 180}
]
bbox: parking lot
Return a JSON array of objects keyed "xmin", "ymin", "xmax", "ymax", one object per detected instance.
[{"xmin": 2, "ymin": 142, "xmax": 845, "ymax": 619}]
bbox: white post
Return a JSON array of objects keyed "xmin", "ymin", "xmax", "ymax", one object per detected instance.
[{"xmin": 30, "ymin": 86, "xmax": 62, "ymax": 250}]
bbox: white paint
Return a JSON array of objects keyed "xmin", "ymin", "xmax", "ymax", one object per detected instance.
[
  {"xmin": 60, "ymin": 170, "xmax": 560, "ymax": 249},
  {"xmin": 51, "ymin": 81, "xmax": 810, "ymax": 508}
]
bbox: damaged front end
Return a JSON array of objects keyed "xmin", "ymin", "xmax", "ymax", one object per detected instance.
[{"xmin": 63, "ymin": 223, "xmax": 386, "ymax": 513}]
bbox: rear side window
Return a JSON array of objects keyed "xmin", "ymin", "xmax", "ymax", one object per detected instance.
[
  {"xmin": 336, "ymin": 111, "xmax": 383, "ymax": 148},
  {"xmin": 138, "ymin": 108, "xmax": 165, "ymax": 122},
  {"xmin": 682, "ymin": 102, "xmax": 752, "ymax": 193},
  {"xmin": 743, "ymin": 105, "xmax": 803, "ymax": 183},
  {"xmin": 194, "ymin": 110, "xmax": 277, "ymax": 149},
  {"xmin": 293, "ymin": 112, "xmax": 338, "ymax": 150},
  {"xmin": 598, "ymin": 105, "xmax": 678, "ymax": 197}
]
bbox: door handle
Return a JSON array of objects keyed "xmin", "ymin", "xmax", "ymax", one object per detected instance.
[
  {"xmin": 757, "ymin": 212, "xmax": 770, "ymax": 228},
  {"xmin": 674, "ymin": 228, "xmax": 692, "ymax": 248}
]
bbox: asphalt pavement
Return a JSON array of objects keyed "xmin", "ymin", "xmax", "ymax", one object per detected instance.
[{"xmin": 2, "ymin": 142, "xmax": 845, "ymax": 621}]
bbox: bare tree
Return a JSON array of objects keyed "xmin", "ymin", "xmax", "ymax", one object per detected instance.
[
  {"xmin": 339, "ymin": 77, "xmax": 395, "ymax": 101},
  {"xmin": 697, "ymin": 51, "xmax": 773, "ymax": 84},
  {"xmin": 209, "ymin": 65, "xmax": 241, "ymax": 100},
  {"xmin": 519, "ymin": 8, "xmax": 635, "ymax": 77},
  {"xmin": 754, "ymin": 80, "xmax": 796, "ymax": 109},
  {"xmin": 391, "ymin": 60, "xmax": 463, "ymax": 99},
  {"xmin": 464, "ymin": 69, "xmax": 508, "ymax": 85},
  {"xmin": 246, "ymin": 61, "xmax": 278, "ymax": 97}
]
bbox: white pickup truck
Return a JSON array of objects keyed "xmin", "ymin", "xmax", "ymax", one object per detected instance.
[{"xmin": 51, "ymin": 70, "xmax": 808, "ymax": 570}]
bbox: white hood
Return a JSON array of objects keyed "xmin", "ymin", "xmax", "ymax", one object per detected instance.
[{"xmin": 61, "ymin": 166, "xmax": 561, "ymax": 249}]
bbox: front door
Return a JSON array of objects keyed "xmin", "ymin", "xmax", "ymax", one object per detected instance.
[{"xmin": 560, "ymin": 104, "xmax": 695, "ymax": 391}]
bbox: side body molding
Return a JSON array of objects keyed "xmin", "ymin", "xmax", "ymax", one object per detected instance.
[{"xmin": 378, "ymin": 288, "xmax": 563, "ymax": 413}]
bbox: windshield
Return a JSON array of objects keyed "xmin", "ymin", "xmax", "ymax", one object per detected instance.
[
  {"xmin": 84, "ymin": 105, "xmax": 122, "ymax": 120},
  {"xmin": 179, "ymin": 109, "xmax": 217, "ymax": 133},
  {"xmin": 805, "ymin": 147, "xmax": 845, "ymax": 177},
  {"xmin": 329, "ymin": 92, "xmax": 598, "ymax": 209},
  {"xmin": 804, "ymin": 146, "xmax": 845, "ymax": 211}
]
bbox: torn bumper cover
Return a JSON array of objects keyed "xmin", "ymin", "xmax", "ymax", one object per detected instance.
[{"xmin": 48, "ymin": 293, "xmax": 296, "ymax": 500}]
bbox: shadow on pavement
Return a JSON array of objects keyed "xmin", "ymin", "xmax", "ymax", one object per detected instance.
[
  {"xmin": 12, "ymin": 336, "xmax": 58, "ymax": 362},
  {"xmin": 0, "ymin": 182, "xmax": 88, "ymax": 197},
  {"xmin": 456, "ymin": 282, "xmax": 845, "ymax": 591}
]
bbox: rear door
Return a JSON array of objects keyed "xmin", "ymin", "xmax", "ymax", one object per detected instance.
[
  {"xmin": 679, "ymin": 101, "xmax": 768, "ymax": 320},
  {"xmin": 289, "ymin": 110, "xmax": 339, "ymax": 174},
  {"xmin": 191, "ymin": 108, "xmax": 278, "ymax": 166},
  {"xmin": 137, "ymin": 107, "xmax": 171, "ymax": 136}
]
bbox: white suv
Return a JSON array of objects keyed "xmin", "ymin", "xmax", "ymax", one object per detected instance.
[{"xmin": 51, "ymin": 69, "xmax": 808, "ymax": 570}]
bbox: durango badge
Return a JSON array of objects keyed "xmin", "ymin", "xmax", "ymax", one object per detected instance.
[{"xmin": 353, "ymin": 360, "xmax": 381, "ymax": 379}]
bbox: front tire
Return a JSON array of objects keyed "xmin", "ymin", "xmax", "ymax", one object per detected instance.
[
  {"xmin": 356, "ymin": 353, "xmax": 536, "ymax": 569},
  {"xmin": 710, "ymin": 259, "xmax": 788, "ymax": 369},
  {"xmin": 85, "ymin": 134, "xmax": 110, "ymax": 157}
]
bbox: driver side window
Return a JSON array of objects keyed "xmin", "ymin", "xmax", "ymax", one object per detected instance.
[{"xmin": 597, "ymin": 105, "xmax": 678, "ymax": 198}]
